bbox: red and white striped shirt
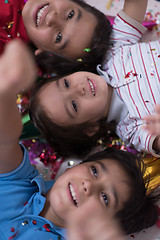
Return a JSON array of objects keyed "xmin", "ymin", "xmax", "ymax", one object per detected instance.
[{"xmin": 97, "ymin": 10, "xmax": 160, "ymax": 157}]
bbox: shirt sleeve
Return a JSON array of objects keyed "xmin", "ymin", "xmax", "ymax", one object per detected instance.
[
  {"xmin": 110, "ymin": 10, "xmax": 146, "ymax": 48},
  {"xmin": 117, "ymin": 121, "xmax": 160, "ymax": 158},
  {"xmin": 0, "ymin": 143, "xmax": 39, "ymax": 181}
]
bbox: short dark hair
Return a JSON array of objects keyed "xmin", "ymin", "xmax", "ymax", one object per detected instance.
[
  {"xmin": 83, "ymin": 148, "xmax": 160, "ymax": 234},
  {"xmin": 36, "ymin": 0, "xmax": 112, "ymax": 74},
  {"xmin": 29, "ymin": 77, "xmax": 112, "ymax": 158}
]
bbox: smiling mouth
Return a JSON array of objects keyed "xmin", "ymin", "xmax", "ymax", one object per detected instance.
[
  {"xmin": 88, "ymin": 79, "xmax": 96, "ymax": 96},
  {"xmin": 69, "ymin": 183, "xmax": 78, "ymax": 207},
  {"xmin": 36, "ymin": 4, "xmax": 49, "ymax": 27}
]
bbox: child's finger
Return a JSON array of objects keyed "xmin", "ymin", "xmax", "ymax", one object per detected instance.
[{"xmin": 155, "ymin": 104, "xmax": 160, "ymax": 114}]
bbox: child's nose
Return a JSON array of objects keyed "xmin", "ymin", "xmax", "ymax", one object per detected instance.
[
  {"xmin": 74, "ymin": 82, "xmax": 85, "ymax": 96},
  {"xmin": 82, "ymin": 179, "xmax": 94, "ymax": 196},
  {"xmin": 46, "ymin": 11, "xmax": 63, "ymax": 27}
]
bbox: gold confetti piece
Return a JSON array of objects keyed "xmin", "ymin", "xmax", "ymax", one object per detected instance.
[{"xmin": 106, "ymin": 0, "xmax": 114, "ymax": 10}]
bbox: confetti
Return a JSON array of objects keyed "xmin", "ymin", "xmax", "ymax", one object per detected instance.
[
  {"xmin": 7, "ymin": 21, "xmax": 14, "ymax": 29},
  {"xmin": 130, "ymin": 234, "xmax": 135, "ymax": 239},
  {"xmin": 77, "ymin": 58, "xmax": 83, "ymax": 62},
  {"xmin": 43, "ymin": 224, "xmax": 51, "ymax": 232},
  {"xmin": 84, "ymin": 48, "xmax": 91, "ymax": 52},
  {"xmin": 32, "ymin": 220, "xmax": 37, "ymax": 225},
  {"xmin": 106, "ymin": 0, "xmax": 114, "ymax": 10}
]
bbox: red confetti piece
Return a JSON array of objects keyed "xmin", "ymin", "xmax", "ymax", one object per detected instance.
[
  {"xmin": 10, "ymin": 228, "xmax": 15, "ymax": 232},
  {"xmin": 125, "ymin": 71, "xmax": 138, "ymax": 78},
  {"xmin": 158, "ymin": 55, "xmax": 160, "ymax": 58},
  {"xmin": 151, "ymin": 73, "xmax": 154, "ymax": 76},
  {"xmin": 132, "ymin": 73, "xmax": 138, "ymax": 77},
  {"xmin": 24, "ymin": 201, "xmax": 28, "ymax": 206},
  {"xmin": 125, "ymin": 71, "xmax": 132, "ymax": 78},
  {"xmin": 8, "ymin": 231, "xmax": 18, "ymax": 239},
  {"xmin": 130, "ymin": 234, "xmax": 135, "ymax": 239},
  {"xmin": 32, "ymin": 220, "xmax": 37, "ymax": 225},
  {"xmin": 43, "ymin": 224, "xmax": 51, "ymax": 232}
]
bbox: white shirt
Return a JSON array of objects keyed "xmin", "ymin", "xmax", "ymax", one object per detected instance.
[{"xmin": 97, "ymin": 10, "xmax": 160, "ymax": 157}]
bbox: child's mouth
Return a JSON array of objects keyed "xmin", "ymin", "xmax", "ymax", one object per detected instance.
[
  {"xmin": 88, "ymin": 78, "xmax": 96, "ymax": 96},
  {"xmin": 36, "ymin": 4, "xmax": 49, "ymax": 27},
  {"xmin": 69, "ymin": 183, "xmax": 78, "ymax": 207}
]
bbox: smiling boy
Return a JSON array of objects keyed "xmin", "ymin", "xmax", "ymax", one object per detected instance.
[
  {"xmin": 22, "ymin": 0, "xmax": 97, "ymax": 59},
  {"xmin": 0, "ymin": 0, "xmax": 109, "ymax": 60}
]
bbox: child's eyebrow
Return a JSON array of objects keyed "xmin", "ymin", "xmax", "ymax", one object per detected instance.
[
  {"xmin": 60, "ymin": 9, "xmax": 82, "ymax": 51},
  {"xmin": 97, "ymin": 161, "xmax": 107, "ymax": 173}
]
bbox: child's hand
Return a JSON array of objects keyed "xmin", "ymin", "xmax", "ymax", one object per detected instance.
[
  {"xmin": 67, "ymin": 200, "xmax": 126, "ymax": 240},
  {"xmin": 143, "ymin": 104, "xmax": 160, "ymax": 136},
  {"xmin": 0, "ymin": 39, "xmax": 36, "ymax": 94}
]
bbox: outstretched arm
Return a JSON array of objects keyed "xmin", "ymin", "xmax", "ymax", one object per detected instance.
[
  {"xmin": 0, "ymin": 39, "xmax": 36, "ymax": 174},
  {"xmin": 123, "ymin": 0, "xmax": 148, "ymax": 23}
]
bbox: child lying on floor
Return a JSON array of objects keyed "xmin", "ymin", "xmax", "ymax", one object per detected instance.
[
  {"xmin": 0, "ymin": 0, "xmax": 111, "ymax": 73},
  {"xmin": 0, "ymin": 39, "xmax": 159, "ymax": 240}
]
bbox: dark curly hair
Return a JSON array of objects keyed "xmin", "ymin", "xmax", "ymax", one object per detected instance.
[{"xmin": 83, "ymin": 148, "xmax": 160, "ymax": 234}]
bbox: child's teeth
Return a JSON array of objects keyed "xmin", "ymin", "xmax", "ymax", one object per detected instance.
[
  {"xmin": 88, "ymin": 80, "xmax": 95, "ymax": 96},
  {"xmin": 36, "ymin": 5, "xmax": 48, "ymax": 27},
  {"xmin": 69, "ymin": 183, "xmax": 78, "ymax": 206}
]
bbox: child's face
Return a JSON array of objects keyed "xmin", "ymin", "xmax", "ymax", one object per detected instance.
[
  {"xmin": 39, "ymin": 72, "xmax": 110, "ymax": 127},
  {"xmin": 22, "ymin": 0, "xmax": 97, "ymax": 59},
  {"xmin": 48, "ymin": 158, "xmax": 131, "ymax": 227}
]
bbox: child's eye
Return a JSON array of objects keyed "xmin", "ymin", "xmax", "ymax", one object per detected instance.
[
  {"xmin": 64, "ymin": 79, "xmax": 69, "ymax": 88},
  {"xmin": 56, "ymin": 32, "xmax": 62, "ymax": 43},
  {"xmin": 91, "ymin": 165, "xmax": 98, "ymax": 178},
  {"xmin": 72, "ymin": 100, "xmax": 78, "ymax": 112},
  {"xmin": 67, "ymin": 10, "xmax": 74, "ymax": 20},
  {"xmin": 102, "ymin": 192, "xmax": 109, "ymax": 206}
]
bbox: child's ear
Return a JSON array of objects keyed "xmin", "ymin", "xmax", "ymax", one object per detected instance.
[
  {"xmin": 34, "ymin": 49, "xmax": 42, "ymax": 56},
  {"xmin": 85, "ymin": 124, "xmax": 100, "ymax": 137}
]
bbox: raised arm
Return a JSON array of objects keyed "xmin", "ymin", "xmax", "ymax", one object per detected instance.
[
  {"xmin": 123, "ymin": 0, "xmax": 148, "ymax": 23},
  {"xmin": 0, "ymin": 39, "xmax": 36, "ymax": 173}
]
